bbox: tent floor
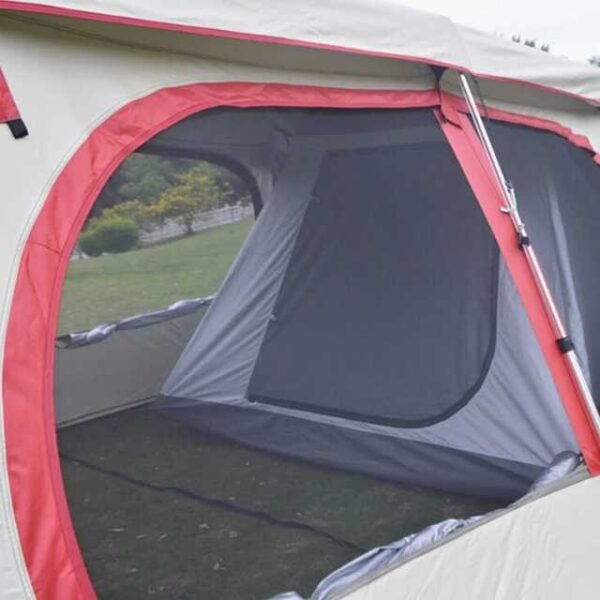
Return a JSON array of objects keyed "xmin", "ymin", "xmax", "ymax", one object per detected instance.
[{"xmin": 58, "ymin": 406, "xmax": 505, "ymax": 599}]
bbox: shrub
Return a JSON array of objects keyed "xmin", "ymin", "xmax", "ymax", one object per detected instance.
[
  {"xmin": 78, "ymin": 227, "xmax": 104, "ymax": 257},
  {"xmin": 79, "ymin": 217, "xmax": 139, "ymax": 256},
  {"xmin": 93, "ymin": 217, "xmax": 139, "ymax": 253}
]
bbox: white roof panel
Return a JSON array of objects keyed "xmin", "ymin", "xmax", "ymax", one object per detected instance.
[{"xmin": 1, "ymin": 0, "xmax": 599, "ymax": 105}]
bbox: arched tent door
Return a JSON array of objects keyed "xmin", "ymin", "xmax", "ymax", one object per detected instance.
[
  {"xmin": 3, "ymin": 82, "xmax": 599, "ymax": 599},
  {"xmin": 1, "ymin": 83, "xmax": 440, "ymax": 599}
]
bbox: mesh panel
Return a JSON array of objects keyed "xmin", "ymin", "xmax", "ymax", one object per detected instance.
[
  {"xmin": 249, "ymin": 110, "xmax": 498, "ymax": 426},
  {"xmin": 489, "ymin": 121, "xmax": 600, "ymax": 399}
]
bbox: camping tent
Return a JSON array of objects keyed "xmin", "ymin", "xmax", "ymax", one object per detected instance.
[{"xmin": 1, "ymin": 1, "xmax": 600, "ymax": 598}]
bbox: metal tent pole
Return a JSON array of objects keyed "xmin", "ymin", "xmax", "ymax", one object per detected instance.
[{"xmin": 458, "ymin": 72, "xmax": 600, "ymax": 441}]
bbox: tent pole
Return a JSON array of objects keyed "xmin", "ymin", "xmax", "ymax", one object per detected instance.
[{"xmin": 458, "ymin": 72, "xmax": 600, "ymax": 442}]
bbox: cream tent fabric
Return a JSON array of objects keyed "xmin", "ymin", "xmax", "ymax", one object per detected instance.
[
  {"xmin": 342, "ymin": 474, "xmax": 600, "ymax": 600},
  {"xmin": 2, "ymin": 1, "xmax": 600, "ymax": 152},
  {"xmin": 0, "ymin": 2, "xmax": 600, "ymax": 598},
  {"xmin": 3, "ymin": 0, "xmax": 600, "ymax": 105}
]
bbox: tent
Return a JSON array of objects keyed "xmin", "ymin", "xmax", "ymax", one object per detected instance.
[{"xmin": 1, "ymin": 1, "xmax": 600, "ymax": 598}]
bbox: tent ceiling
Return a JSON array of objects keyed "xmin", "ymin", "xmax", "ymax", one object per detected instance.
[{"xmin": 1, "ymin": 1, "xmax": 600, "ymax": 106}]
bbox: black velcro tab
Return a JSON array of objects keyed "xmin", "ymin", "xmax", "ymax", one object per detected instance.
[{"xmin": 7, "ymin": 118, "xmax": 28, "ymax": 139}]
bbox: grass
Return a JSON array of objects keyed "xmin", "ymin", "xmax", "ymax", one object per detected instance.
[
  {"xmin": 59, "ymin": 218, "xmax": 253, "ymax": 334},
  {"xmin": 59, "ymin": 408, "xmax": 504, "ymax": 600}
]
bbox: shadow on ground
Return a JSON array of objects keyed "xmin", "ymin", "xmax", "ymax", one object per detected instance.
[{"xmin": 59, "ymin": 407, "xmax": 504, "ymax": 599}]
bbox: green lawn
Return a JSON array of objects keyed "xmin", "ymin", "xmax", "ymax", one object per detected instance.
[
  {"xmin": 59, "ymin": 218, "xmax": 253, "ymax": 334},
  {"xmin": 60, "ymin": 408, "xmax": 503, "ymax": 600}
]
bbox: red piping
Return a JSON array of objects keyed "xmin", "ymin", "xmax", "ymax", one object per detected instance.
[
  {"xmin": 0, "ymin": 66, "xmax": 20, "ymax": 122},
  {"xmin": 0, "ymin": 1, "xmax": 599, "ymax": 107},
  {"xmin": 445, "ymin": 93, "xmax": 600, "ymax": 160}
]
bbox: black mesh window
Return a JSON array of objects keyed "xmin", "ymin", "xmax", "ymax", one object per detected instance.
[
  {"xmin": 249, "ymin": 110, "xmax": 498, "ymax": 426},
  {"xmin": 489, "ymin": 121, "xmax": 600, "ymax": 399}
]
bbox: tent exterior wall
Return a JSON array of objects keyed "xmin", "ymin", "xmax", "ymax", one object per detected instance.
[
  {"xmin": 0, "ymin": 5, "xmax": 599, "ymax": 599},
  {"xmin": 341, "ymin": 473, "xmax": 600, "ymax": 600}
]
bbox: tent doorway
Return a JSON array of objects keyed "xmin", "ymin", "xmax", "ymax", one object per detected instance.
[{"xmin": 54, "ymin": 103, "xmax": 577, "ymax": 599}]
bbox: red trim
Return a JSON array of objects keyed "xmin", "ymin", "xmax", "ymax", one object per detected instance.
[
  {"xmin": 437, "ymin": 107, "xmax": 600, "ymax": 474},
  {"xmin": 445, "ymin": 93, "xmax": 600, "ymax": 159},
  {"xmin": 0, "ymin": 66, "xmax": 20, "ymax": 122},
  {"xmin": 2, "ymin": 83, "xmax": 438, "ymax": 599},
  {"xmin": 0, "ymin": 1, "xmax": 599, "ymax": 108},
  {"xmin": 483, "ymin": 109, "xmax": 596, "ymax": 154}
]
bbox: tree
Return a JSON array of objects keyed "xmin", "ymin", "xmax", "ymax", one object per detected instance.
[
  {"xmin": 101, "ymin": 199, "xmax": 160, "ymax": 232},
  {"xmin": 88, "ymin": 153, "xmax": 249, "ymax": 238},
  {"xmin": 94, "ymin": 154, "xmax": 198, "ymax": 215},
  {"xmin": 589, "ymin": 56, "xmax": 600, "ymax": 67},
  {"xmin": 155, "ymin": 164, "xmax": 231, "ymax": 234},
  {"xmin": 94, "ymin": 154, "xmax": 245, "ymax": 214},
  {"xmin": 512, "ymin": 35, "xmax": 550, "ymax": 52}
]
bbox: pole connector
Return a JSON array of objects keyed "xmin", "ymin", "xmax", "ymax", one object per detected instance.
[
  {"xmin": 557, "ymin": 336, "xmax": 575, "ymax": 354},
  {"xmin": 518, "ymin": 233, "xmax": 530, "ymax": 248}
]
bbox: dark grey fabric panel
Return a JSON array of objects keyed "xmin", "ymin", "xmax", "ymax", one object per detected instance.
[
  {"xmin": 489, "ymin": 122, "xmax": 600, "ymax": 397},
  {"xmin": 249, "ymin": 113, "xmax": 498, "ymax": 426},
  {"xmin": 154, "ymin": 398, "xmax": 540, "ymax": 499}
]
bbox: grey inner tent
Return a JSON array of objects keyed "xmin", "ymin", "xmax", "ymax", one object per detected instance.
[{"xmin": 154, "ymin": 107, "xmax": 578, "ymax": 499}]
